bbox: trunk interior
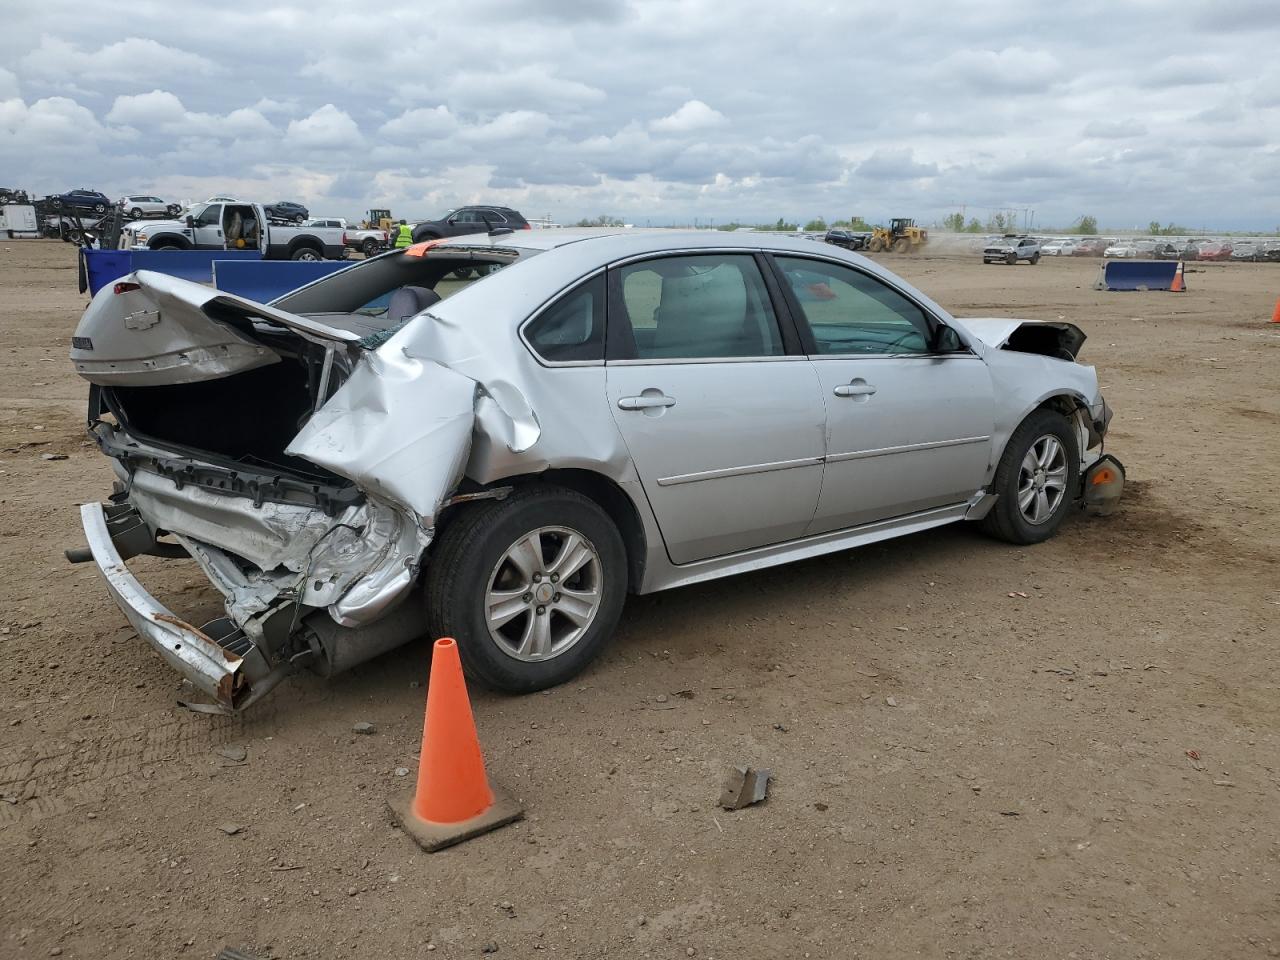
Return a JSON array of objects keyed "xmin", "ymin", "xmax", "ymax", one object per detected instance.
[{"xmin": 105, "ymin": 359, "xmax": 345, "ymax": 485}]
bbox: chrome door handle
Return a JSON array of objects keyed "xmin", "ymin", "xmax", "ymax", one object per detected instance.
[
  {"xmin": 833, "ymin": 382, "xmax": 877, "ymax": 397},
  {"xmin": 618, "ymin": 394, "xmax": 676, "ymax": 410}
]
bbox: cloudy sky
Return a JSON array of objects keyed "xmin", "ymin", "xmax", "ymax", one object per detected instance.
[{"xmin": 2, "ymin": 0, "xmax": 1277, "ymax": 229}]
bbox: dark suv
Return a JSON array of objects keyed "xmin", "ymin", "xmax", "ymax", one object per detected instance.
[
  {"xmin": 412, "ymin": 206, "xmax": 531, "ymax": 243},
  {"xmin": 823, "ymin": 228, "xmax": 870, "ymax": 250},
  {"xmin": 264, "ymin": 200, "xmax": 309, "ymax": 223},
  {"xmin": 49, "ymin": 189, "xmax": 112, "ymax": 214}
]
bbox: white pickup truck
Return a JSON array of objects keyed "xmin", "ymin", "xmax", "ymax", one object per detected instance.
[
  {"xmin": 119, "ymin": 200, "xmax": 346, "ymax": 260},
  {"xmin": 304, "ymin": 218, "xmax": 388, "ymax": 257}
]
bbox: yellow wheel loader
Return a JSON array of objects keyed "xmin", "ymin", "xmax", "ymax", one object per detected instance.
[{"xmin": 867, "ymin": 218, "xmax": 928, "ymax": 253}]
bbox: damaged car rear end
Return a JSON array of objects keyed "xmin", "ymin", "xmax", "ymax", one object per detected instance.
[{"xmin": 69, "ymin": 246, "xmax": 520, "ymax": 710}]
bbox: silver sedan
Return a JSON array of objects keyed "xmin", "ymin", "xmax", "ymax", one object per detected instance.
[{"xmin": 69, "ymin": 229, "xmax": 1124, "ymax": 710}]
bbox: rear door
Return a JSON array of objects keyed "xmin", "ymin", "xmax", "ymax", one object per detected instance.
[
  {"xmin": 605, "ymin": 252, "xmax": 825, "ymax": 564},
  {"xmin": 769, "ymin": 255, "xmax": 995, "ymax": 534}
]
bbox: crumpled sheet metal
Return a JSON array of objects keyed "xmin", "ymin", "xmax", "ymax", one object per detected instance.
[
  {"xmin": 287, "ymin": 349, "xmax": 480, "ymax": 526},
  {"xmin": 127, "ymin": 466, "xmax": 340, "ymax": 573}
]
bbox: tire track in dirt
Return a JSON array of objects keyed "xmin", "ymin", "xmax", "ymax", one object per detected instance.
[{"xmin": 0, "ymin": 705, "xmax": 270, "ymax": 825}]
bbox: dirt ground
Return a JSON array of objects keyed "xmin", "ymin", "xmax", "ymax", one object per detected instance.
[{"xmin": 1, "ymin": 240, "xmax": 1277, "ymax": 960}]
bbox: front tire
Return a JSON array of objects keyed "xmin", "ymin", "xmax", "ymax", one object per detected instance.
[
  {"xmin": 425, "ymin": 485, "xmax": 627, "ymax": 692},
  {"xmin": 129, "ymin": 207, "xmax": 142, "ymax": 219},
  {"xmin": 980, "ymin": 409, "xmax": 1079, "ymax": 545},
  {"xmin": 1006, "ymin": 252, "xmax": 1017, "ymax": 265},
  {"xmin": 1030, "ymin": 252, "xmax": 1041, "ymax": 265}
]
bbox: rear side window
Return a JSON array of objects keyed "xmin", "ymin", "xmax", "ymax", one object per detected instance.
[
  {"xmin": 613, "ymin": 254, "xmax": 784, "ymax": 360},
  {"xmin": 524, "ymin": 273, "xmax": 606, "ymax": 362}
]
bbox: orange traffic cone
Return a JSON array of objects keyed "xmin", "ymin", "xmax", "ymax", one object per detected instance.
[
  {"xmin": 1271, "ymin": 297, "xmax": 1280, "ymax": 323},
  {"xmin": 388, "ymin": 638, "xmax": 522, "ymax": 851},
  {"xmin": 1170, "ymin": 260, "xmax": 1185, "ymax": 292}
]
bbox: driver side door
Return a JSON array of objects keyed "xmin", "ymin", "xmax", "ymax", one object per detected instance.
[{"xmin": 191, "ymin": 203, "xmax": 227, "ymax": 249}]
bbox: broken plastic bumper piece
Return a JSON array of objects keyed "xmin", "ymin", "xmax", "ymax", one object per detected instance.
[{"xmin": 79, "ymin": 502, "xmax": 277, "ymax": 711}]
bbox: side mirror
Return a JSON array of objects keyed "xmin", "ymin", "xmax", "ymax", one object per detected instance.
[
  {"xmin": 933, "ymin": 325, "xmax": 963, "ymax": 353},
  {"xmin": 185, "ymin": 215, "xmax": 195, "ymax": 228}
]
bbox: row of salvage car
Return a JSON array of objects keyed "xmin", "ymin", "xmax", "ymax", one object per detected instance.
[
  {"xmin": 1042, "ymin": 237, "xmax": 1280, "ymax": 261},
  {"xmin": 68, "ymin": 229, "xmax": 1125, "ymax": 711}
]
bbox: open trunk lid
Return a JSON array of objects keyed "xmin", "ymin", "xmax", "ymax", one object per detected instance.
[{"xmin": 71, "ymin": 269, "xmax": 362, "ymax": 387}]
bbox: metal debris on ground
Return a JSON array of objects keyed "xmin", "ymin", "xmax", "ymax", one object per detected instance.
[
  {"xmin": 352, "ymin": 721, "xmax": 376, "ymax": 734},
  {"xmin": 216, "ymin": 949, "xmax": 261, "ymax": 960},
  {"xmin": 719, "ymin": 766, "xmax": 771, "ymax": 810},
  {"xmin": 218, "ymin": 823, "xmax": 245, "ymax": 836}
]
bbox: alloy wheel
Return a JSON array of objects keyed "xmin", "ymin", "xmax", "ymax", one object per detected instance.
[
  {"xmin": 484, "ymin": 526, "xmax": 602, "ymax": 661},
  {"xmin": 1017, "ymin": 435, "xmax": 1068, "ymax": 524}
]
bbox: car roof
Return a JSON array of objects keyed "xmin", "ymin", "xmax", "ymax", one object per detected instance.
[{"xmin": 430, "ymin": 227, "xmax": 875, "ymax": 258}]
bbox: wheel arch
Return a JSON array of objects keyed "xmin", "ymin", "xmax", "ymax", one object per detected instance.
[
  {"xmin": 287, "ymin": 237, "xmax": 323, "ymax": 257},
  {"xmin": 435, "ymin": 468, "xmax": 649, "ymax": 593},
  {"xmin": 985, "ymin": 389, "xmax": 1095, "ymax": 487},
  {"xmin": 147, "ymin": 233, "xmax": 192, "ymax": 250}
]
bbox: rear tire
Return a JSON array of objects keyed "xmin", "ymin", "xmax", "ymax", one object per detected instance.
[
  {"xmin": 361, "ymin": 237, "xmax": 379, "ymax": 256},
  {"xmin": 425, "ymin": 485, "xmax": 627, "ymax": 693},
  {"xmin": 290, "ymin": 246, "xmax": 321, "ymax": 261},
  {"xmin": 93, "ymin": 203, "xmax": 106, "ymax": 214},
  {"xmin": 1030, "ymin": 252, "xmax": 1040, "ymax": 264},
  {"xmin": 980, "ymin": 409, "xmax": 1079, "ymax": 545}
]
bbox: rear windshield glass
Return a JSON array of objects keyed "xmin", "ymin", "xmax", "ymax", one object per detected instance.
[{"xmin": 271, "ymin": 250, "xmax": 520, "ymax": 327}]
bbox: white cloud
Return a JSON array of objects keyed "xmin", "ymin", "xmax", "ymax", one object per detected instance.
[
  {"xmin": 106, "ymin": 89, "xmax": 188, "ymax": 127},
  {"xmin": 19, "ymin": 36, "xmax": 217, "ymax": 85},
  {"xmin": 457, "ymin": 110, "xmax": 553, "ymax": 144},
  {"xmin": 0, "ymin": 95, "xmax": 108, "ymax": 147},
  {"xmin": 286, "ymin": 104, "xmax": 361, "ymax": 148},
  {"xmin": 651, "ymin": 100, "xmax": 727, "ymax": 134},
  {"xmin": 0, "ymin": 68, "xmax": 18, "ymax": 100},
  {"xmin": 379, "ymin": 105, "xmax": 459, "ymax": 141}
]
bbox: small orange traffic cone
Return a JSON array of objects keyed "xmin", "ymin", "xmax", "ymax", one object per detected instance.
[
  {"xmin": 1170, "ymin": 260, "xmax": 1185, "ymax": 292},
  {"xmin": 388, "ymin": 638, "xmax": 522, "ymax": 851},
  {"xmin": 1271, "ymin": 297, "xmax": 1280, "ymax": 323}
]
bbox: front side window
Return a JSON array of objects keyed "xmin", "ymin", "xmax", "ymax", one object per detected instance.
[
  {"xmin": 773, "ymin": 256, "xmax": 931, "ymax": 356},
  {"xmin": 524, "ymin": 274, "xmax": 606, "ymax": 362},
  {"xmin": 192, "ymin": 205, "xmax": 220, "ymax": 226},
  {"xmin": 614, "ymin": 254, "xmax": 783, "ymax": 360}
]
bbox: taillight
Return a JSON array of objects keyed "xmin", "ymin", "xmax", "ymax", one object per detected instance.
[
  {"xmin": 522, "ymin": 223, "xmax": 532, "ymax": 229},
  {"xmin": 113, "ymin": 282, "xmax": 140, "ymax": 295},
  {"xmin": 342, "ymin": 232, "xmax": 348, "ymax": 245}
]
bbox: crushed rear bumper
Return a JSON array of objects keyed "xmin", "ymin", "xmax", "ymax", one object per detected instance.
[{"xmin": 79, "ymin": 501, "xmax": 280, "ymax": 710}]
